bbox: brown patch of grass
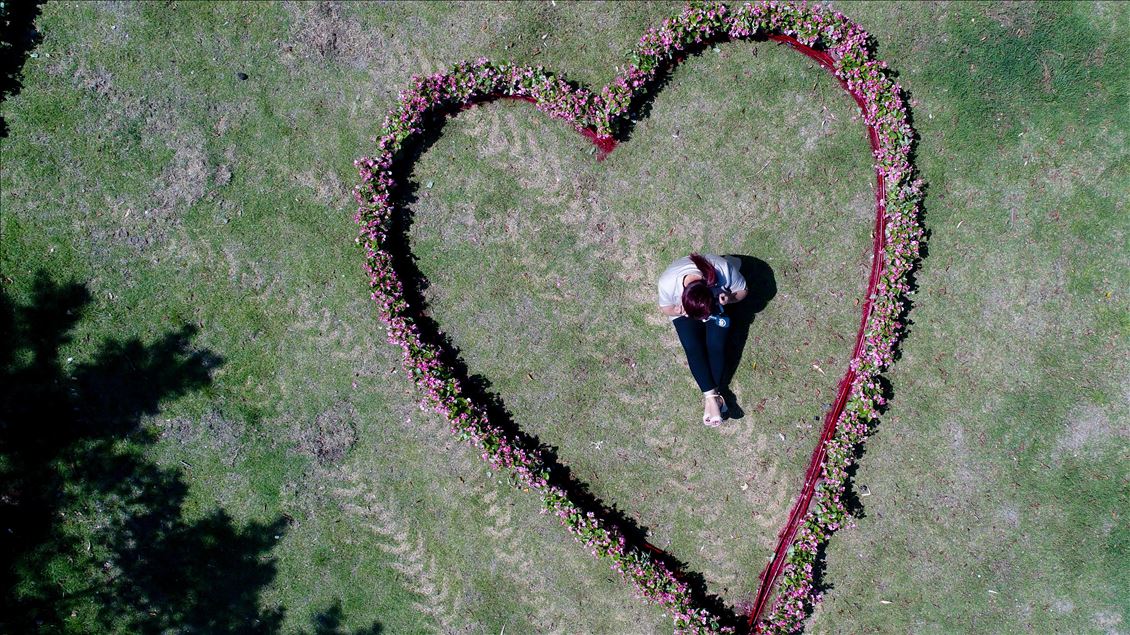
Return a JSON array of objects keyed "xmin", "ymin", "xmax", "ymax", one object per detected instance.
[
  {"xmin": 153, "ymin": 135, "xmax": 209, "ymax": 211},
  {"xmin": 463, "ymin": 105, "xmax": 521, "ymax": 159},
  {"xmin": 980, "ymin": 1, "xmax": 1039, "ymax": 36},
  {"xmin": 219, "ymin": 240, "xmax": 270, "ymax": 292},
  {"xmin": 214, "ymin": 147, "xmax": 235, "ymax": 188},
  {"xmin": 157, "ymin": 410, "xmax": 246, "ymax": 466},
  {"xmin": 283, "ymin": 1, "xmax": 377, "ymax": 68},
  {"xmin": 292, "ymin": 401, "xmax": 359, "ymax": 465},
  {"xmin": 62, "ymin": 60, "xmax": 221, "ymax": 257},
  {"xmin": 294, "ymin": 169, "xmax": 348, "ymax": 206},
  {"xmin": 1092, "ymin": 610, "xmax": 1124, "ymax": 634},
  {"xmin": 1054, "ymin": 403, "xmax": 1127, "ymax": 461},
  {"xmin": 281, "ymin": 1, "xmax": 444, "ymax": 90},
  {"xmin": 74, "ymin": 64, "xmax": 114, "ymax": 98}
]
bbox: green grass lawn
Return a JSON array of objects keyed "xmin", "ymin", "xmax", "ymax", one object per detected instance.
[{"xmin": 2, "ymin": 1, "xmax": 1127, "ymax": 633}]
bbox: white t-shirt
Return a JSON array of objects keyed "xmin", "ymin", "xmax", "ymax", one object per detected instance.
[{"xmin": 656, "ymin": 254, "xmax": 746, "ymax": 321}]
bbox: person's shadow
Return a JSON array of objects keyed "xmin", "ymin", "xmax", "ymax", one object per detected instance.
[{"xmin": 719, "ymin": 255, "xmax": 777, "ymax": 419}]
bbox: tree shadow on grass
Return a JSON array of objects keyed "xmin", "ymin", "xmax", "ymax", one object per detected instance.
[
  {"xmin": 0, "ymin": 1, "xmax": 46, "ymax": 138},
  {"xmin": 0, "ymin": 271, "xmax": 303, "ymax": 633}
]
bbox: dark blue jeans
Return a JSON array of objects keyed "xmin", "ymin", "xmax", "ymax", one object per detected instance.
[{"xmin": 672, "ymin": 316, "xmax": 729, "ymax": 393}]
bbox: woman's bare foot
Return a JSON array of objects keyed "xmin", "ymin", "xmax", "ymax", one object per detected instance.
[{"xmin": 703, "ymin": 390, "xmax": 724, "ymax": 427}]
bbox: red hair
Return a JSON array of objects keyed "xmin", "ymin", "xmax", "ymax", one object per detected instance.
[{"xmin": 681, "ymin": 253, "xmax": 718, "ymax": 321}]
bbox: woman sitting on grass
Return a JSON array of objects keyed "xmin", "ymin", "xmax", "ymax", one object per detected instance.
[{"xmin": 657, "ymin": 252, "xmax": 748, "ymax": 427}]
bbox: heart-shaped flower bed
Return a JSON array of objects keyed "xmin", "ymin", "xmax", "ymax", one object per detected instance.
[{"xmin": 353, "ymin": 2, "xmax": 923, "ymax": 633}]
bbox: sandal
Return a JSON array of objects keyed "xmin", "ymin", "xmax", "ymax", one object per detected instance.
[{"xmin": 702, "ymin": 391, "xmax": 728, "ymax": 427}]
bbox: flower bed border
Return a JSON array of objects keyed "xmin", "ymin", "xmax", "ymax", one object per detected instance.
[{"xmin": 352, "ymin": 2, "xmax": 923, "ymax": 633}]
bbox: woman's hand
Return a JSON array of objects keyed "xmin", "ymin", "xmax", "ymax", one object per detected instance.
[{"xmin": 719, "ymin": 289, "xmax": 748, "ymax": 306}]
